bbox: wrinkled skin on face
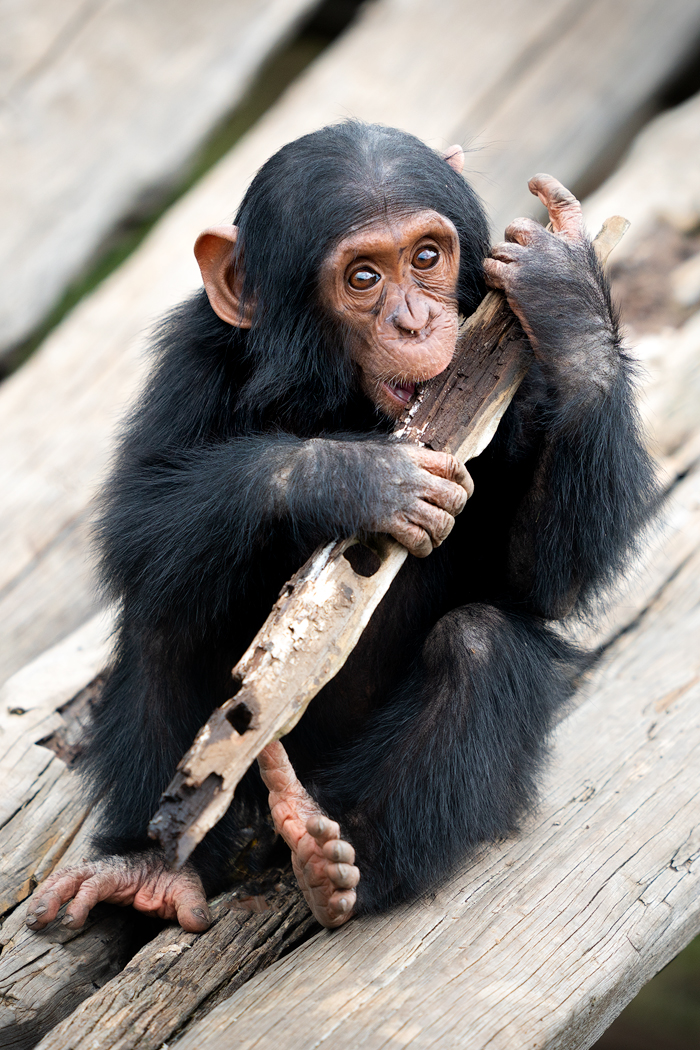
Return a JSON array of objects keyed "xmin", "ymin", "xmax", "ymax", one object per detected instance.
[{"xmin": 319, "ymin": 209, "xmax": 462, "ymax": 417}]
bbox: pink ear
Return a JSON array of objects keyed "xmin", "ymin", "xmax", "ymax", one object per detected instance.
[{"xmin": 443, "ymin": 145, "xmax": 464, "ymax": 175}]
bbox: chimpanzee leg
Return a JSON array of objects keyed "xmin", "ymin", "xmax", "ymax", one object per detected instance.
[{"xmin": 310, "ymin": 603, "xmax": 582, "ymax": 913}]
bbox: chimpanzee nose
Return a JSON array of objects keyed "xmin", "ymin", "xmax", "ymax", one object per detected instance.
[{"xmin": 387, "ymin": 288, "xmax": 430, "ymax": 334}]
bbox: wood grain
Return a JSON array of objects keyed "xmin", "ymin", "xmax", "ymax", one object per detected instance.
[
  {"xmin": 32, "ymin": 873, "xmax": 316, "ymax": 1050},
  {"xmin": 0, "ymin": 0, "xmax": 319, "ymax": 355}
]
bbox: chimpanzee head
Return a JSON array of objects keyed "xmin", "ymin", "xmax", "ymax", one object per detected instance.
[{"xmin": 195, "ymin": 121, "xmax": 489, "ymax": 427}]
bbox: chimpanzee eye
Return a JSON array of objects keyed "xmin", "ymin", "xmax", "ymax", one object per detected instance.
[
  {"xmin": 349, "ymin": 268, "xmax": 380, "ymax": 290},
  {"xmin": 413, "ymin": 247, "xmax": 439, "ymax": 270}
]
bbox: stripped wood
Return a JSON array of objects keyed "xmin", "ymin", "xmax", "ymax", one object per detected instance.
[{"xmin": 3, "ymin": 0, "xmax": 700, "ymax": 685}]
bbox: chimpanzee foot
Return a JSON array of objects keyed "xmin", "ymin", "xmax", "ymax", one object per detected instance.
[
  {"xmin": 258, "ymin": 741, "xmax": 359, "ymax": 928},
  {"xmin": 25, "ymin": 855, "xmax": 211, "ymax": 932}
]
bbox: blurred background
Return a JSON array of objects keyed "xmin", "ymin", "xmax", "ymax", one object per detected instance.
[{"xmin": 1, "ymin": 2, "xmax": 699, "ymax": 1045}]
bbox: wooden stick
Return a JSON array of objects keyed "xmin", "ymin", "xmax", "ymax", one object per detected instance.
[{"xmin": 148, "ymin": 221, "xmax": 626, "ymax": 868}]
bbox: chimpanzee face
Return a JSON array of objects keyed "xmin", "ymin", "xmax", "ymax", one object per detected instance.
[
  {"xmin": 194, "ymin": 207, "xmax": 461, "ymax": 421},
  {"xmin": 318, "ymin": 210, "xmax": 461, "ymax": 417}
]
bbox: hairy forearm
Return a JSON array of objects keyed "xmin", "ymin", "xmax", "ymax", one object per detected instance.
[
  {"xmin": 97, "ymin": 433, "xmax": 408, "ymax": 623},
  {"xmin": 506, "ymin": 358, "xmax": 658, "ymax": 618},
  {"xmin": 520, "ymin": 240, "xmax": 623, "ymax": 415}
]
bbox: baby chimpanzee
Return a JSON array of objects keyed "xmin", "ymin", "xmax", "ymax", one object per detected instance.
[{"xmin": 27, "ymin": 122, "xmax": 654, "ymax": 933}]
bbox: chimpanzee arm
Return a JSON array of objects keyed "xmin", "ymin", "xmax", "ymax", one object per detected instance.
[
  {"xmin": 483, "ymin": 179, "xmax": 657, "ymax": 619},
  {"xmin": 503, "ymin": 308, "xmax": 657, "ymax": 618},
  {"xmin": 98, "ymin": 298, "xmax": 468, "ymax": 634}
]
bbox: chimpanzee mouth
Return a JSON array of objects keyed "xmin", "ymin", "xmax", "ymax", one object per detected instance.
[{"xmin": 384, "ymin": 379, "xmax": 417, "ymax": 405}]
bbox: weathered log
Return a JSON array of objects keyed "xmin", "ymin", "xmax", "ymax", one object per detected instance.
[
  {"xmin": 0, "ymin": 0, "xmax": 321, "ymax": 357},
  {"xmin": 0, "ymin": 902, "xmax": 140, "ymax": 1050},
  {"xmin": 149, "ymin": 221, "xmax": 627, "ymax": 868},
  {"xmin": 31, "ymin": 870, "xmax": 315, "ymax": 1050},
  {"xmin": 0, "ymin": 613, "xmax": 114, "ymax": 918}
]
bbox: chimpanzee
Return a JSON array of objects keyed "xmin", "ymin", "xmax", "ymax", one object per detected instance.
[{"xmin": 26, "ymin": 122, "xmax": 655, "ymax": 933}]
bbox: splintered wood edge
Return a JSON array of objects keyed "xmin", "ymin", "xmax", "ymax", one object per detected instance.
[{"xmin": 151, "ymin": 214, "xmax": 629, "ymax": 865}]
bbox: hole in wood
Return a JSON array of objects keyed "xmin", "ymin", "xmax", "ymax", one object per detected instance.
[
  {"xmin": 226, "ymin": 701, "xmax": 254, "ymax": 735},
  {"xmin": 343, "ymin": 542, "xmax": 382, "ymax": 577}
]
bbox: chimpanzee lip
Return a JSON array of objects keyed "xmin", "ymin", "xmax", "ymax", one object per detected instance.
[{"xmin": 384, "ymin": 379, "xmax": 417, "ymax": 405}]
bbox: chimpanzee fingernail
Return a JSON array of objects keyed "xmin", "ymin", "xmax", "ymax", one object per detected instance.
[
  {"xmin": 338, "ymin": 898, "xmax": 348, "ymax": 912},
  {"xmin": 26, "ymin": 917, "xmax": 39, "ymax": 927},
  {"xmin": 193, "ymin": 908, "xmax": 209, "ymax": 923},
  {"xmin": 62, "ymin": 914, "xmax": 75, "ymax": 926},
  {"xmin": 33, "ymin": 905, "xmax": 47, "ymax": 915}
]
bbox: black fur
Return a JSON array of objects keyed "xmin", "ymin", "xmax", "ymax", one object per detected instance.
[{"xmin": 85, "ymin": 121, "xmax": 656, "ymax": 911}]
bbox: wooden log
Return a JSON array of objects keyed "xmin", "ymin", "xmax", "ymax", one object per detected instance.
[
  {"xmin": 31, "ymin": 872, "xmax": 316, "ymax": 1050},
  {"xmin": 149, "ymin": 222, "xmax": 625, "ymax": 868},
  {"xmin": 3, "ymin": 0, "xmax": 700, "ymax": 687},
  {"xmin": 0, "ymin": 0, "xmax": 321, "ymax": 357},
  {"xmin": 0, "ymin": 612, "xmax": 113, "ymax": 917},
  {"xmin": 584, "ymin": 91, "xmax": 700, "ymax": 262},
  {"xmin": 161, "ymin": 453, "xmax": 700, "ymax": 1050},
  {"xmin": 0, "ymin": 903, "xmax": 139, "ymax": 1050}
]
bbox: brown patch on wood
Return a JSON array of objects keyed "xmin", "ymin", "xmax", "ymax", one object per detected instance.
[{"xmin": 654, "ymin": 673, "xmax": 700, "ymax": 713}]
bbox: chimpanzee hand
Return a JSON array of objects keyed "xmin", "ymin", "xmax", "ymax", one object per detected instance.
[
  {"xmin": 483, "ymin": 174, "xmax": 618, "ymax": 391},
  {"xmin": 286, "ymin": 440, "xmax": 473, "ymax": 559},
  {"xmin": 373, "ymin": 445, "xmax": 473, "ymax": 557},
  {"xmin": 25, "ymin": 854, "xmax": 211, "ymax": 933}
]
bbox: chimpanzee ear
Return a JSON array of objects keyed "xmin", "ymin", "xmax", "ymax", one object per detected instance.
[
  {"xmin": 194, "ymin": 225, "xmax": 253, "ymax": 329},
  {"xmin": 443, "ymin": 145, "xmax": 465, "ymax": 175}
]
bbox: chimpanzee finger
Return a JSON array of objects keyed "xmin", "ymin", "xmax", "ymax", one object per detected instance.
[
  {"xmin": 387, "ymin": 514, "xmax": 433, "ymax": 557},
  {"xmin": 26, "ymin": 887, "xmax": 70, "ymax": 928},
  {"xmin": 406, "ymin": 448, "xmax": 471, "ymax": 493},
  {"xmin": 325, "ymin": 862, "xmax": 361, "ymax": 890},
  {"xmin": 482, "ymin": 257, "xmax": 511, "ymax": 290},
  {"xmin": 172, "ymin": 880, "xmax": 211, "ymax": 932},
  {"xmin": 408, "ymin": 500, "xmax": 455, "ymax": 548},
  {"xmin": 490, "ymin": 240, "xmax": 528, "ymax": 262},
  {"xmin": 528, "ymin": 173, "xmax": 584, "ymax": 241},
  {"xmin": 419, "ymin": 472, "xmax": 470, "ymax": 516},
  {"xmin": 323, "ymin": 838, "xmax": 356, "ymax": 865},
  {"xmin": 27, "ymin": 868, "xmax": 94, "ymax": 928},
  {"xmin": 504, "ymin": 217, "xmax": 546, "ymax": 247},
  {"xmin": 326, "ymin": 888, "xmax": 357, "ymax": 925},
  {"xmin": 63, "ymin": 873, "xmax": 121, "ymax": 928},
  {"xmin": 306, "ymin": 814, "xmax": 342, "ymax": 846}
]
